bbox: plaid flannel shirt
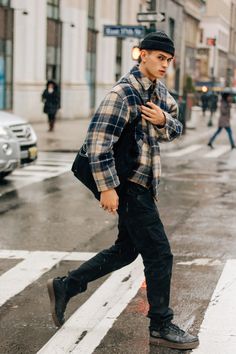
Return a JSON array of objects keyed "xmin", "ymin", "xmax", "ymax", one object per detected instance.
[{"xmin": 85, "ymin": 65, "xmax": 182, "ymax": 199}]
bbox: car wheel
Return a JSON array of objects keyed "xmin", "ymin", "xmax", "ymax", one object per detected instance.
[{"xmin": 0, "ymin": 171, "xmax": 12, "ymax": 180}]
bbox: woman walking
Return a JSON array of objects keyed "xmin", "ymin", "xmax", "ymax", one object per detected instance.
[
  {"xmin": 42, "ymin": 80, "xmax": 60, "ymax": 132},
  {"xmin": 208, "ymin": 92, "xmax": 235, "ymax": 149}
]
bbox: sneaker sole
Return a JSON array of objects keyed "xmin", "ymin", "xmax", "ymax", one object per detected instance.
[
  {"xmin": 150, "ymin": 337, "xmax": 199, "ymax": 350},
  {"xmin": 47, "ymin": 279, "xmax": 63, "ymax": 328}
]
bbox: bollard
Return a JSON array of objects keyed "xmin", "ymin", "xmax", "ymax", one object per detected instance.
[{"xmin": 186, "ymin": 106, "xmax": 202, "ymax": 129}]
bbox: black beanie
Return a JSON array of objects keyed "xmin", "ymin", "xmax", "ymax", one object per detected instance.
[{"xmin": 139, "ymin": 31, "xmax": 175, "ymax": 56}]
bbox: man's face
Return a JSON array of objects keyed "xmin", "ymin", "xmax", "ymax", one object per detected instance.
[{"xmin": 140, "ymin": 50, "xmax": 173, "ymax": 80}]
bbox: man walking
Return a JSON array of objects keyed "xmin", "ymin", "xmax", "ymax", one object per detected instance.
[{"xmin": 47, "ymin": 31, "xmax": 199, "ymax": 350}]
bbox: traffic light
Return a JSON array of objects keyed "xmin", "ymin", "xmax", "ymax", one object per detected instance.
[
  {"xmin": 146, "ymin": 0, "xmax": 156, "ymax": 11},
  {"xmin": 206, "ymin": 38, "xmax": 216, "ymax": 46}
]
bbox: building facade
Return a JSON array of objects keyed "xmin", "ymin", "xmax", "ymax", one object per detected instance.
[
  {"xmin": 197, "ymin": 0, "xmax": 236, "ymax": 90},
  {"xmin": 1, "ymin": 0, "xmax": 235, "ymax": 122}
]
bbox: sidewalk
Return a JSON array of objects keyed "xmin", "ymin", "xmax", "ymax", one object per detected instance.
[{"xmin": 32, "ymin": 109, "xmax": 232, "ymax": 153}]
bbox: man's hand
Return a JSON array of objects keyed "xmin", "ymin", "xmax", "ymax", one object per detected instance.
[
  {"xmin": 100, "ymin": 189, "xmax": 119, "ymax": 215},
  {"xmin": 141, "ymin": 101, "xmax": 166, "ymax": 127}
]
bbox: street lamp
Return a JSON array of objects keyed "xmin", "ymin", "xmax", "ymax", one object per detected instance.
[{"xmin": 131, "ymin": 46, "xmax": 140, "ymax": 61}]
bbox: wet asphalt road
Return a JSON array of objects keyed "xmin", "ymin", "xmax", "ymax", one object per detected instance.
[{"xmin": 0, "ymin": 143, "xmax": 236, "ymax": 354}]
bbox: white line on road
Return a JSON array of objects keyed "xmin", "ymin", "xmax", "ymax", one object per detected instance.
[
  {"xmin": 0, "ymin": 249, "xmax": 96, "ymax": 261},
  {"xmin": 37, "ymin": 257, "xmax": 144, "ymax": 354},
  {"xmin": 204, "ymin": 145, "xmax": 231, "ymax": 158},
  {"xmin": 0, "ymin": 251, "xmax": 68, "ymax": 306},
  {"xmin": 192, "ymin": 259, "xmax": 236, "ymax": 354},
  {"xmin": 165, "ymin": 144, "xmax": 202, "ymax": 157},
  {"xmin": 0, "ymin": 250, "xmax": 98, "ymax": 307}
]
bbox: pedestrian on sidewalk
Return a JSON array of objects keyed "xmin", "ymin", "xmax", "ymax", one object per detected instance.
[
  {"xmin": 47, "ymin": 31, "xmax": 199, "ymax": 350},
  {"xmin": 208, "ymin": 92, "xmax": 235, "ymax": 149},
  {"xmin": 42, "ymin": 80, "xmax": 60, "ymax": 132},
  {"xmin": 200, "ymin": 91, "xmax": 209, "ymax": 117},
  {"xmin": 207, "ymin": 91, "xmax": 218, "ymax": 127}
]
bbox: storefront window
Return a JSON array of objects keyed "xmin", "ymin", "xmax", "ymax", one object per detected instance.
[
  {"xmin": 46, "ymin": 1, "xmax": 61, "ymax": 85},
  {"xmin": 0, "ymin": 3, "xmax": 13, "ymax": 110}
]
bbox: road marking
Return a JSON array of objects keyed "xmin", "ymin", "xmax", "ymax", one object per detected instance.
[
  {"xmin": 0, "ymin": 251, "xmax": 97, "ymax": 307},
  {"xmin": 204, "ymin": 145, "xmax": 231, "ymax": 158},
  {"xmin": 177, "ymin": 258, "xmax": 222, "ymax": 266},
  {"xmin": 192, "ymin": 260, "xmax": 236, "ymax": 354},
  {"xmin": 37, "ymin": 256, "xmax": 144, "ymax": 354},
  {"xmin": 0, "ymin": 249, "xmax": 31, "ymax": 259},
  {"xmin": 165, "ymin": 144, "xmax": 202, "ymax": 157},
  {"xmin": 0, "ymin": 152, "xmax": 74, "ymax": 196},
  {"xmin": 0, "ymin": 251, "xmax": 68, "ymax": 306},
  {"xmin": 0, "ymin": 249, "xmax": 96, "ymax": 261}
]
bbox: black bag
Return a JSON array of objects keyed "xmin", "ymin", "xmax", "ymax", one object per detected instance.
[
  {"xmin": 72, "ymin": 118, "xmax": 140, "ymax": 200},
  {"xmin": 72, "ymin": 85, "xmax": 143, "ymax": 200}
]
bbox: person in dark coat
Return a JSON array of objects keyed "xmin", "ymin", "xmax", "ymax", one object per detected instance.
[
  {"xmin": 42, "ymin": 80, "xmax": 60, "ymax": 132},
  {"xmin": 207, "ymin": 92, "xmax": 235, "ymax": 149},
  {"xmin": 207, "ymin": 92, "xmax": 218, "ymax": 126},
  {"xmin": 200, "ymin": 92, "xmax": 209, "ymax": 117}
]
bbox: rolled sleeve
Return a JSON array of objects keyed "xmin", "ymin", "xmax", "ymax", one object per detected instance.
[
  {"xmin": 86, "ymin": 91, "xmax": 129, "ymax": 192},
  {"xmin": 155, "ymin": 92, "xmax": 183, "ymax": 142}
]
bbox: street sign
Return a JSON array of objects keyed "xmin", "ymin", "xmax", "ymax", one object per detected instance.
[
  {"xmin": 156, "ymin": 12, "xmax": 165, "ymax": 22},
  {"xmin": 103, "ymin": 25, "xmax": 144, "ymax": 38},
  {"xmin": 136, "ymin": 12, "xmax": 165, "ymax": 23},
  {"xmin": 137, "ymin": 12, "xmax": 157, "ymax": 22}
]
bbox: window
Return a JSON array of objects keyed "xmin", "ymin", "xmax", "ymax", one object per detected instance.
[
  {"xmin": 86, "ymin": 0, "xmax": 97, "ymax": 109},
  {"xmin": 169, "ymin": 18, "xmax": 175, "ymax": 41},
  {"xmin": 0, "ymin": 0, "xmax": 9, "ymax": 6},
  {"xmin": 47, "ymin": 0, "xmax": 60, "ymax": 20},
  {"xmin": 0, "ymin": 3, "xmax": 13, "ymax": 110},
  {"xmin": 46, "ymin": 1, "xmax": 61, "ymax": 84}
]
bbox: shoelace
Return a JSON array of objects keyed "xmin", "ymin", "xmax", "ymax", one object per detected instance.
[{"xmin": 165, "ymin": 323, "xmax": 186, "ymax": 335}]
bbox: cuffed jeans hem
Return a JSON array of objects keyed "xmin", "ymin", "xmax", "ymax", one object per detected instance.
[{"xmin": 148, "ymin": 308, "xmax": 174, "ymax": 330}]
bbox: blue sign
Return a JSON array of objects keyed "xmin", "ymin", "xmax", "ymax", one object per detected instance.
[{"xmin": 103, "ymin": 25, "xmax": 144, "ymax": 38}]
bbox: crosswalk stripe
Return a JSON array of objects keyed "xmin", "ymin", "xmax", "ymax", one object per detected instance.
[
  {"xmin": 0, "ymin": 249, "xmax": 96, "ymax": 261},
  {"xmin": 0, "ymin": 250, "xmax": 98, "ymax": 307},
  {"xmin": 37, "ymin": 256, "xmax": 144, "ymax": 354},
  {"xmin": 192, "ymin": 260, "xmax": 236, "ymax": 354},
  {"xmin": 165, "ymin": 144, "xmax": 202, "ymax": 157},
  {"xmin": 0, "ymin": 153, "xmax": 74, "ymax": 194},
  {"xmin": 0, "ymin": 251, "xmax": 68, "ymax": 306},
  {"xmin": 204, "ymin": 145, "xmax": 231, "ymax": 158}
]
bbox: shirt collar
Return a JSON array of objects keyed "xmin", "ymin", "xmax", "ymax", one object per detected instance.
[{"xmin": 129, "ymin": 65, "xmax": 156, "ymax": 92}]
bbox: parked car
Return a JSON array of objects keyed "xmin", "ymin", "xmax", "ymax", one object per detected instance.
[{"xmin": 0, "ymin": 111, "xmax": 37, "ymax": 180}]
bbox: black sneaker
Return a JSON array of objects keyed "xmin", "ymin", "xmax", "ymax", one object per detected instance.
[
  {"xmin": 47, "ymin": 277, "xmax": 69, "ymax": 327},
  {"xmin": 150, "ymin": 322, "xmax": 199, "ymax": 350},
  {"xmin": 207, "ymin": 142, "xmax": 214, "ymax": 149}
]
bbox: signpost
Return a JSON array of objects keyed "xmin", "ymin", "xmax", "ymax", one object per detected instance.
[
  {"xmin": 103, "ymin": 25, "xmax": 144, "ymax": 38},
  {"xmin": 136, "ymin": 12, "xmax": 165, "ymax": 23}
]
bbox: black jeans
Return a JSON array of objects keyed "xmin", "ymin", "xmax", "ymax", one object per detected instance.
[{"xmin": 65, "ymin": 181, "xmax": 173, "ymax": 328}]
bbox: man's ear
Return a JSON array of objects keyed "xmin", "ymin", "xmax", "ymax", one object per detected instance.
[{"xmin": 140, "ymin": 49, "xmax": 148, "ymax": 63}]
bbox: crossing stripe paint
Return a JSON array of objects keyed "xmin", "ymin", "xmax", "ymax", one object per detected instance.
[
  {"xmin": 165, "ymin": 144, "xmax": 202, "ymax": 157},
  {"xmin": 0, "ymin": 251, "xmax": 68, "ymax": 306},
  {"xmin": 37, "ymin": 256, "xmax": 144, "ymax": 354},
  {"xmin": 0, "ymin": 251, "xmax": 96, "ymax": 307},
  {"xmin": 204, "ymin": 145, "xmax": 231, "ymax": 158},
  {"xmin": 192, "ymin": 260, "xmax": 236, "ymax": 354},
  {"xmin": 0, "ymin": 249, "xmax": 96, "ymax": 261}
]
